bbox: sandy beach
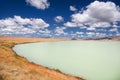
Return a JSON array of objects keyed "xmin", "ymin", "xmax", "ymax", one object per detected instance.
[{"xmin": 0, "ymin": 36, "xmax": 84, "ymax": 80}]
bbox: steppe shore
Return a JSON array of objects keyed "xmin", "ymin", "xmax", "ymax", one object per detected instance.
[{"xmin": 0, "ymin": 36, "xmax": 84, "ymax": 80}]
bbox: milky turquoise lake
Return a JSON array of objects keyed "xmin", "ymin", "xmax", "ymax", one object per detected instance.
[{"xmin": 13, "ymin": 41, "xmax": 120, "ymax": 80}]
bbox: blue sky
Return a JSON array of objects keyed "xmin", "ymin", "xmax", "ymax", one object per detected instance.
[{"xmin": 0, "ymin": 0, "xmax": 120, "ymax": 38}]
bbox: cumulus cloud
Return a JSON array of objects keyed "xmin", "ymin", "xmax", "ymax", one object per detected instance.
[
  {"xmin": 26, "ymin": 0, "xmax": 50, "ymax": 10},
  {"xmin": 65, "ymin": 1, "xmax": 120, "ymax": 28},
  {"xmin": 70, "ymin": 6, "xmax": 77, "ymax": 11},
  {"xmin": 76, "ymin": 32, "xmax": 84, "ymax": 35},
  {"xmin": 54, "ymin": 27, "xmax": 67, "ymax": 36},
  {"xmin": 86, "ymin": 32, "xmax": 95, "ymax": 36},
  {"xmin": 54, "ymin": 16, "xmax": 64, "ymax": 23},
  {"xmin": 87, "ymin": 27, "xmax": 96, "ymax": 31},
  {"xmin": 0, "ymin": 16, "xmax": 50, "ymax": 36},
  {"xmin": 64, "ymin": 22, "xmax": 77, "ymax": 27},
  {"xmin": 109, "ymin": 28, "xmax": 118, "ymax": 32},
  {"xmin": 95, "ymin": 33, "xmax": 107, "ymax": 37}
]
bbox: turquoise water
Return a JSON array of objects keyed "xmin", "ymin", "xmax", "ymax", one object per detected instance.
[{"xmin": 13, "ymin": 41, "xmax": 120, "ymax": 80}]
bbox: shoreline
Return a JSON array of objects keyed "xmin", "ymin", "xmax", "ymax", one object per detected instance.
[{"xmin": 0, "ymin": 36, "xmax": 84, "ymax": 80}]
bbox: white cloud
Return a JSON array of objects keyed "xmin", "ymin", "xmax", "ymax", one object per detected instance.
[
  {"xmin": 0, "ymin": 16, "xmax": 50, "ymax": 36},
  {"xmin": 76, "ymin": 32, "xmax": 84, "ymax": 35},
  {"xmin": 65, "ymin": 1, "xmax": 120, "ymax": 29},
  {"xmin": 26, "ymin": 0, "xmax": 50, "ymax": 10},
  {"xmin": 89, "ymin": 22, "xmax": 110, "ymax": 28},
  {"xmin": 38, "ymin": 29, "xmax": 51, "ymax": 34},
  {"xmin": 64, "ymin": 21, "xmax": 84, "ymax": 28},
  {"xmin": 64, "ymin": 22, "xmax": 77, "ymax": 27},
  {"xmin": 96, "ymin": 29, "xmax": 107, "ymax": 32},
  {"xmin": 54, "ymin": 27, "xmax": 67, "ymax": 36},
  {"xmin": 86, "ymin": 32, "xmax": 95, "ymax": 35},
  {"xmin": 86, "ymin": 1, "xmax": 120, "ymax": 22},
  {"xmin": 86, "ymin": 32, "xmax": 107, "ymax": 38},
  {"xmin": 54, "ymin": 16, "xmax": 64, "ymax": 23},
  {"xmin": 95, "ymin": 33, "xmax": 107, "ymax": 37},
  {"xmin": 87, "ymin": 27, "xmax": 96, "ymax": 31},
  {"xmin": 109, "ymin": 28, "xmax": 118, "ymax": 32},
  {"xmin": 113, "ymin": 24, "xmax": 120, "ymax": 28},
  {"xmin": 70, "ymin": 6, "xmax": 77, "ymax": 11}
]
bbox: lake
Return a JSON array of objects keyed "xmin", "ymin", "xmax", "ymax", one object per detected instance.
[{"xmin": 13, "ymin": 41, "xmax": 120, "ymax": 80}]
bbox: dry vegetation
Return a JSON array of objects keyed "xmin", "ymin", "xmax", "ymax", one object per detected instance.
[{"xmin": 0, "ymin": 36, "xmax": 84, "ymax": 80}]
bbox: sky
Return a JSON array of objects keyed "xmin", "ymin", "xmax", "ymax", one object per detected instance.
[{"xmin": 0, "ymin": 0, "xmax": 120, "ymax": 38}]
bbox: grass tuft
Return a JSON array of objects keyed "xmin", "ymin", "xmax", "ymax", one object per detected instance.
[{"xmin": 0, "ymin": 76, "xmax": 3, "ymax": 80}]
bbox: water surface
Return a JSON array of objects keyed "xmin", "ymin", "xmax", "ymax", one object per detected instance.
[{"xmin": 13, "ymin": 41, "xmax": 120, "ymax": 80}]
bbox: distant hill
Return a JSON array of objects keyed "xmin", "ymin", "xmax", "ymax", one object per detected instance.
[
  {"xmin": 110, "ymin": 36, "xmax": 120, "ymax": 41},
  {"xmin": 71, "ymin": 38, "xmax": 77, "ymax": 40},
  {"xmin": 80, "ymin": 36, "xmax": 120, "ymax": 41}
]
